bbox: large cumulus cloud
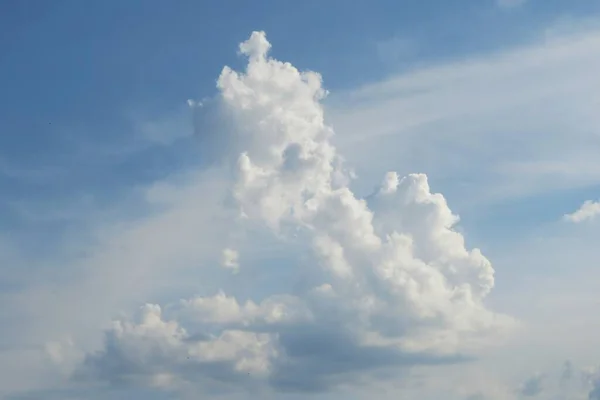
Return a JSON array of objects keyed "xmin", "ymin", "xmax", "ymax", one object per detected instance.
[{"xmin": 78, "ymin": 31, "xmax": 513, "ymax": 395}]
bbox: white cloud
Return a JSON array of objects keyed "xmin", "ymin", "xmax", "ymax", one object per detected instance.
[
  {"xmin": 81, "ymin": 304, "xmax": 278, "ymax": 380},
  {"xmin": 221, "ymin": 248, "xmax": 240, "ymax": 273},
  {"xmin": 328, "ymin": 25, "xmax": 600, "ymax": 206},
  {"xmin": 564, "ymin": 200, "xmax": 600, "ymax": 223},
  {"xmin": 77, "ymin": 31, "xmax": 513, "ymax": 396},
  {"xmin": 0, "ymin": 168, "xmax": 232, "ymax": 396}
]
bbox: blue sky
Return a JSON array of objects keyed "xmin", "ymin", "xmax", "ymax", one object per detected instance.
[
  {"xmin": 2, "ymin": 0, "xmax": 599, "ymax": 239},
  {"xmin": 2, "ymin": 1, "xmax": 600, "ymax": 399}
]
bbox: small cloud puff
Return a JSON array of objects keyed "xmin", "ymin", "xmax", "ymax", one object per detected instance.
[
  {"xmin": 563, "ymin": 200, "xmax": 600, "ymax": 223},
  {"xmin": 221, "ymin": 248, "xmax": 239, "ymax": 273}
]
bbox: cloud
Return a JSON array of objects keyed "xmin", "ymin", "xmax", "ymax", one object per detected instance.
[
  {"xmin": 77, "ymin": 31, "xmax": 513, "ymax": 396},
  {"xmin": 564, "ymin": 200, "xmax": 600, "ymax": 223},
  {"xmin": 79, "ymin": 303, "xmax": 279, "ymax": 387},
  {"xmin": 328, "ymin": 24, "xmax": 600, "ymax": 206},
  {"xmin": 517, "ymin": 373, "xmax": 544, "ymax": 397},
  {"xmin": 0, "ymin": 167, "xmax": 231, "ymax": 397},
  {"xmin": 453, "ymin": 361, "xmax": 600, "ymax": 400},
  {"xmin": 220, "ymin": 248, "xmax": 240, "ymax": 273}
]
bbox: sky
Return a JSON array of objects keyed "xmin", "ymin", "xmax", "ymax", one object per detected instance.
[{"xmin": 1, "ymin": 0, "xmax": 600, "ymax": 399}]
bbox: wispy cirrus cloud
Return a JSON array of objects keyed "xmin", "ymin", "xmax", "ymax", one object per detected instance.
[{"xmin": 328, "ymin": 24, "xmax": 600, "ymax": 208}]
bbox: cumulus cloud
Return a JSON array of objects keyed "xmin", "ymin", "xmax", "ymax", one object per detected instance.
[
  {"xmin": 564, "ymin": 200, "xmax": 600, "ymax": 223},
  {"xmin": 80, "ymin": 304, "xmax": 279, "ymax": 387},
  {"xmin": 78, "ymin": 31, "xmax": 513, "ymax": 395}
]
